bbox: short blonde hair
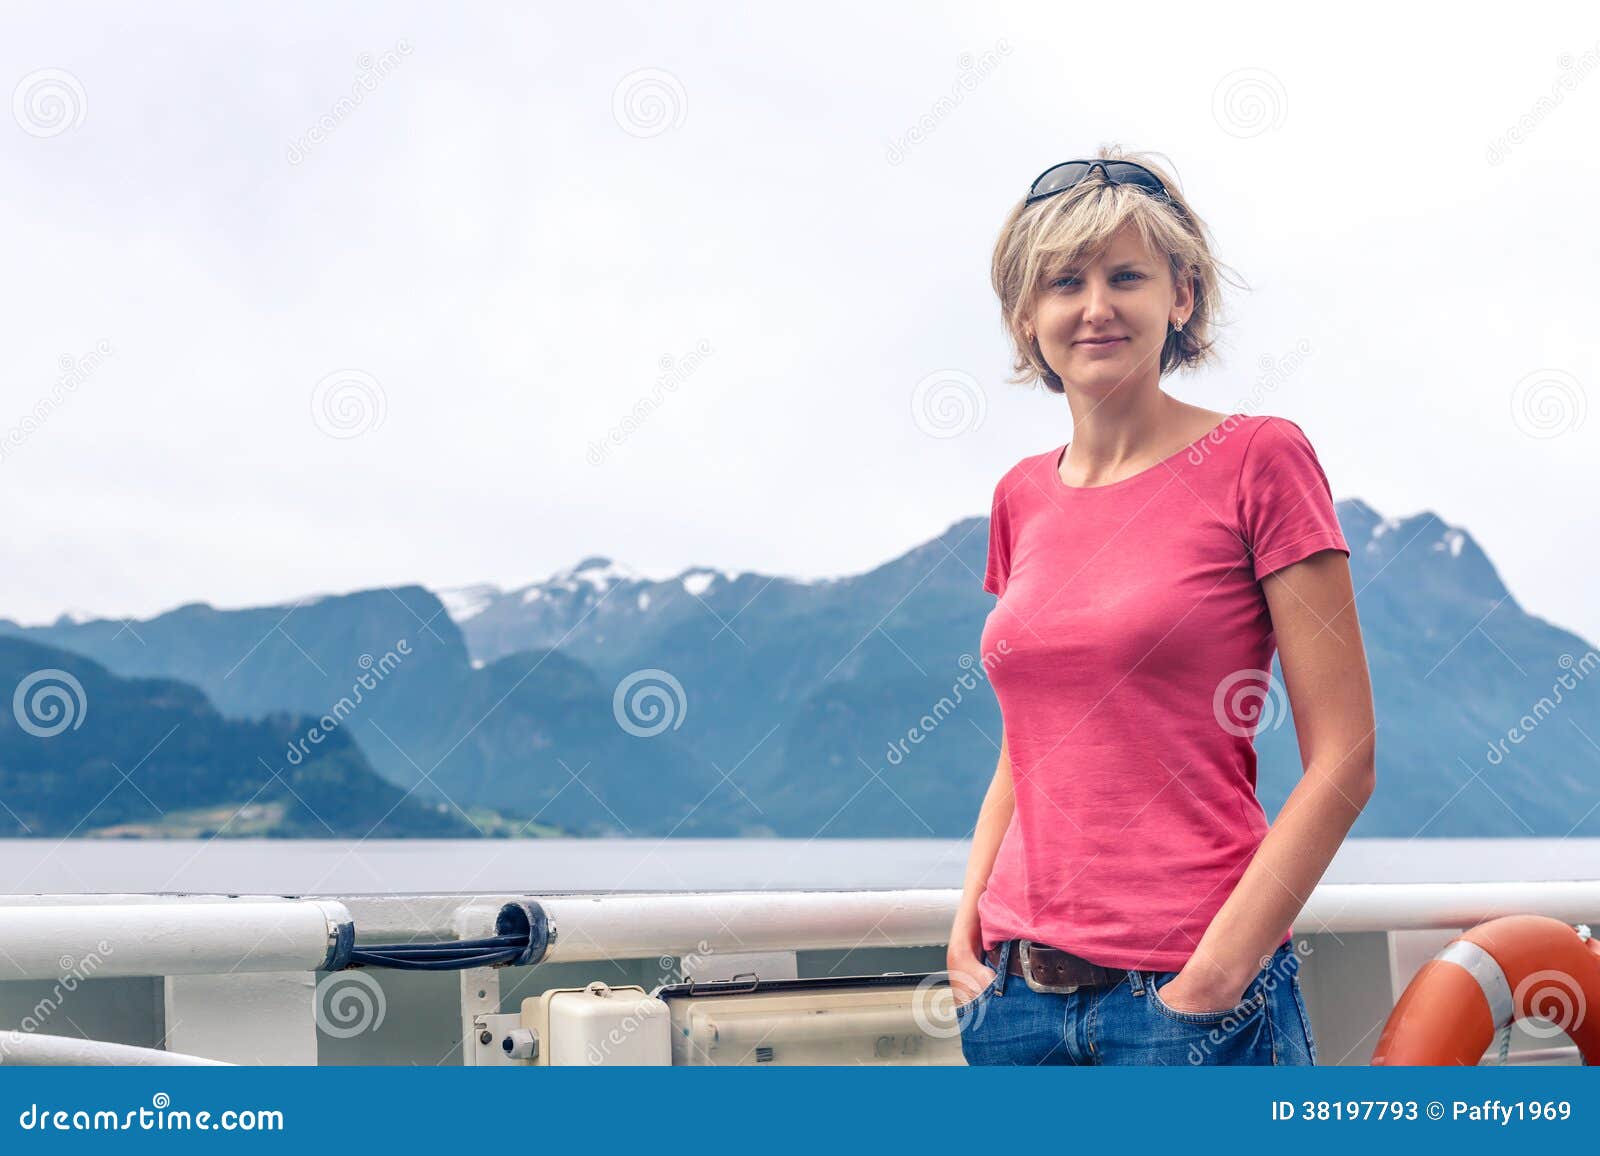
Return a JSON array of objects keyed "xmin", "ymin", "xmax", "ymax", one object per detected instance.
[{"xmin": 990, "ymin": 146, "xmax": 1241, "ymax": 393}]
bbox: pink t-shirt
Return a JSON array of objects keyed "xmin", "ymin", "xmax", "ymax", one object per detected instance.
[{"xmin": 976, "ymin": 413, "xmax": 1349, "ymax": 971}]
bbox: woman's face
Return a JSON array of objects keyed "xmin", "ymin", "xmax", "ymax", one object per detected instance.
[{"xmin": 1028, "ymin": 223, "xmax": 1192, "ymax": 395}]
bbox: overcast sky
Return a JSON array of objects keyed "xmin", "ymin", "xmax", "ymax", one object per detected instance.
[{"xmin": 4, "ymin": 2, "xmax": 1598, "ymax": 645}]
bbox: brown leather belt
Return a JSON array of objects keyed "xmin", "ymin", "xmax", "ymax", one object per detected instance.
[{"xmin": 988, "ymin": 938, "xmax": 1130, "ymax": 993}]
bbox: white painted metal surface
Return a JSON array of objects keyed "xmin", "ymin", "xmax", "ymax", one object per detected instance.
[
  {"xmin": 519, "ymin": 983, "xmax": 672, "ymax": 1066},
  {"xmin": 534, "ymin": 889, "xmax": 963, "ymax": 960},
  {"xmin": 0, "ymin": 1031, "xmax": 231, "ymax": 1065},
  {"xmin": 0, "ymin": 899, "xmax": 351, "ymax": 980},
  {"xmin": 1300, "ymin": 881, "xmax": 1600, "ymax": 932},
  {"xmin": 164, "ymin": 972, "xmax": 320, "ymax": 1065},
  {"xmin": 474, "ymin": 882, "xmax": 1600, "ymax": 960}
]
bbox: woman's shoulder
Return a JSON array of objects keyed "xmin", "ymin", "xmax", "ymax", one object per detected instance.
[
  {"xmin": 1235, "ymin": 412, "xmax": 1328, "ymax": 458},
  {"xmin": 990, "ymin": 444, "xmax": 1062, "ymax": 495},
  {"xmin": 1209, "ymin": 412, "xmax": 1323, "ymax": 461}
]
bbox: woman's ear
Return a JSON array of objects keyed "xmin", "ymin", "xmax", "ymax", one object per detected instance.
[{"xmin": 1175, "ymin": 268, "xmax": 1197, "ymax": 315}]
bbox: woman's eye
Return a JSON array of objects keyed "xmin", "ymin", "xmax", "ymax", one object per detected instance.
[{"xmin": 1051, "ymin": 272, "xmax": 1143, "ymax": 289}]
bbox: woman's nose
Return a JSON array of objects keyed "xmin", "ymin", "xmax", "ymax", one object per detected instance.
[{"xmin": 1082, "ymin": 280, "xmax": 1115, "ymax": 322}]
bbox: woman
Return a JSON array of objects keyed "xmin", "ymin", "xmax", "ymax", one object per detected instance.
[{"xmin": 949, "ymin": 152, "xmax": 1377, "ymax": 1066}]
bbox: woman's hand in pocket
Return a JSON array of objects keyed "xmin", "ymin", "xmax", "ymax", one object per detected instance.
[
  {"xmin": 1153, "ymin": 969, "xmax": 1247, "ymax": 1015},
  {"xmin": 946, "ymin": 946, "xmax": 996, "ymax": 1007}
]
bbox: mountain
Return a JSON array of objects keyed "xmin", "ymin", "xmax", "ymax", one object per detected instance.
[
  {"xmin": 4, "ymin": 498, "xmax": 1597, "ymax": 838},
  {"xmin": 0, "ymin": 587, "xmax": 728, "ymax": 835},
  {"xmin": 433, "ymin": 502, "xmax": 1600, "ymax": 838},
  {"xmin": 0, "ymin": 635, "xmax": 474, "ymax": 837},
  {"xmin": 1252, "ymin": 499, "xmax": 1600, "ymax": 837}
]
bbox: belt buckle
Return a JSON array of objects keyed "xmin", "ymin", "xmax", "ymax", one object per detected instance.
[{"xmin": 1018, "ymin": 939, "xmax": 1082, "ymax": 994}]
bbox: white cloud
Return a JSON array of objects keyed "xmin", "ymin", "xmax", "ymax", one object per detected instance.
[{"xmin": 2, "ymin": 0, "xmax": 1597, "ymax": 644}]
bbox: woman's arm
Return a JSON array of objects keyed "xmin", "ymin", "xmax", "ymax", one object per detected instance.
[
  {"xmin": 1159, "ymin": 547, "xmax": 1378, "ymax": 1011},
  {"xmin": 947, "ymin": 727, "xmax": 1016, "ymax": 1000}
]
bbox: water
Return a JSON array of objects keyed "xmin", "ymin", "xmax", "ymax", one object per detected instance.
[{"xmin": 0, "ymin": 838, "xmax": 1595, "ymax": 895}]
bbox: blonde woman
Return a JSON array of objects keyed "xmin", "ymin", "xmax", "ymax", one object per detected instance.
[{"xmin": 949, "ymin": 152, "xmax": 1377, "ymax": 1065}]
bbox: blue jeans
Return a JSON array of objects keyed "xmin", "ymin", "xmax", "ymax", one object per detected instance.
[{"xmin": 957, "ymin": 939, "xmax": 1318, "ymax": 1066}]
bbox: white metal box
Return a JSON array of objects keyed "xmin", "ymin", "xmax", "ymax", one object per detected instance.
[
  {"xmin": 518, "ymin": 981, "xmax": 672, "ymax": 1065},
  {"xmin": 660, "ymin": 980, "xmax": 964, "ymax": 1065}
]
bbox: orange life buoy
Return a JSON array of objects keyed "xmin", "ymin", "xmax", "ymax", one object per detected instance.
[{"xmin": 1372, "ymin": 914, "xmax": 1600, "ymax": 1065}]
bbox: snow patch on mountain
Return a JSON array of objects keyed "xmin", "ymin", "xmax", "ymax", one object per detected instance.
[{"xmin": 436, "ymin": 584, "xmax": 500, "ymax": 622}]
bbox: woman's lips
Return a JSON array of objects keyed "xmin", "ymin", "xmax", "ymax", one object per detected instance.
[{"xmin": 1076, "ymin": 337, "xmax": 1127, "ymax": 351}]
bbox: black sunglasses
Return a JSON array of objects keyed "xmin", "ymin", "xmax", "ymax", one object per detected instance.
[{"xmin": 1025, "ymin": 160, "xmax": 1172, "ymax": 206}]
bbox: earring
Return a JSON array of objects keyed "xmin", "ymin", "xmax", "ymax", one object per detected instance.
[{"xmin": 1172, "ymin": 319, "xmax": 1185, "ymax": 333}]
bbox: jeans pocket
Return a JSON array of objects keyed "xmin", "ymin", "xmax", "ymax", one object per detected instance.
[
  {"xmin": 1289, "ymin": 973, "xmax": 1318, "ymax": 1064},
  {"xmin": 953, "ymin": 953, "xmax": 1002, "ymax": 1020},
  {"xmin": 1146, "ymin": 971, "xmax": 1267, "ymax": 1027},
  {"xmin": 954, "ymin": 973, "xmax": 999, "ymax": 1019}
]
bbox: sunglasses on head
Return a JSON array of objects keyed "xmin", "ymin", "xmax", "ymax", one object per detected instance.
[{"xmin": 1024, "ymin": 160, "xmax": 1173, "ymax": 207}]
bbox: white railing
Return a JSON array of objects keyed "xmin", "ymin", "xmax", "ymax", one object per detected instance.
[
  {"xmin": 0, "ymin": 898, "xmax": 350, "ymax": 981},
  {"xmin": 2, "ymin": 881, "xmax": 1596, "ymax": 1066}
]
